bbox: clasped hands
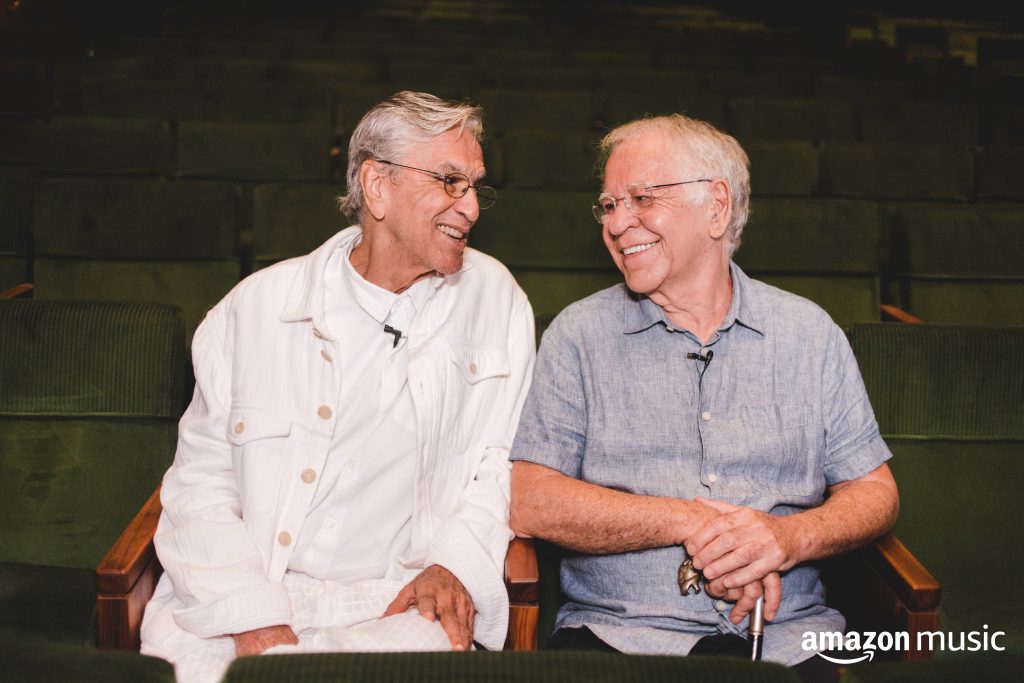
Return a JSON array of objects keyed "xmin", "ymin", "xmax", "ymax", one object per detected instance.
[
  {"xmin": 684, "ymin": 497, "xmax": 801, "ymax": 626},
  {"xmin": 232, "ymin": 564, "xmax": 474, "ymax": 656}
]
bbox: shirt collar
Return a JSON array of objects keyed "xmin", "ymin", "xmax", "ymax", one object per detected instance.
[
  {"xmin": 279, "ymin": 226, "xmax": 470, "ymax": 340},
  {"xmin": 621, "ymin": 261, "xmax": 765, "ymax": 337}
]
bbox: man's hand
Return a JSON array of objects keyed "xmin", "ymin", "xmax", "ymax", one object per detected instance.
[
  {"xmin": 382, "ymin": 565, "xmax": 475, "ymax": 651},
  {"xmin": 704, "ymin": 571, "xmax": 782, "ymax": 624},
  {"xmin": 232, "ymin": 624, "xmax": 298, "ymax": 657},
  {"xmin": 685, "ymin": 498, "xmax": 801, "ymax": 590}
]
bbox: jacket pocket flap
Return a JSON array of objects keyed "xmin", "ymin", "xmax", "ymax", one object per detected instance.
[
  {"xmin": 448, "ymin": 343, "xmax": 510, "ymax": 384},
  {"xmin": 227, "ymin": 407, "xmax": 292, "ymax": 445}
]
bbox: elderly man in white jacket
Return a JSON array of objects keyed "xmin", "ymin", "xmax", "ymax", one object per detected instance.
[{"xmin": 140, "ymin": 91, "xmax": 535, "ymax": 683}]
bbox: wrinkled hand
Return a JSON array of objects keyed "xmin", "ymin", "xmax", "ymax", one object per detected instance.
[
  {"xmin": 383, "ymin": 565, "xmax": 475, "ymax": 651},
  {"xmin": 232, "ymin": 624, "xmax": 298, "ymax": 657},
  {"xmin": 685, "ymin": 497, "xmax": 800, "ymax": 591},
  {"xmin": 704, "ymin": 571, "xmax": 782, "ymax": 624}
]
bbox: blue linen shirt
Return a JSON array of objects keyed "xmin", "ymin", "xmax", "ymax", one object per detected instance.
[{"xmin": 509, "ymin": 263, "xmax": 892, "ymax": 666}]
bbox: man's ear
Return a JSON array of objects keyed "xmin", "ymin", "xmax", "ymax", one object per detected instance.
[
  {"xmin": 360, "ymin": 159, "xmax": 388, "ymax": 221},
  {"xmin": 706, "ymin": 179, "xmax": 732, "ymax": 241}
]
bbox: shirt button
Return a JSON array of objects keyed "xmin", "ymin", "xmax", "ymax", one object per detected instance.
[
  {"xmin": 700, "ymin": 347, "xmax": 709, "ymax": 356},
  {"xmin": 715, "ymin": 600, "xmax": 727, "ymax": 611},
  {"xmin": 317, "ymin": 405, "xmax": 332, "ymax": 420},
  {"xmin": 702, "ymin": 411, "xmax": 711, "ymax": 421},
  {"xmin": 234, "ymin": 421, "xmax": 245, "ymax": 434},
  {"xmin": 468, "ymin": 362, "xmax": 477, "ymax": 375},
  {"xmin": 321, "ymin": 349, "xmax": 333, "ymax": 362},
  {"xmin": 278, "ymin": 531, "xmax": 292, "ymax": 547},
  {"xmin": 345, "ymin": 459, "xmax": 356, "ymax": 469},
  {"xmin": 301, "ymin": 468, "xmax": 316, "ymax": 483},
  {"xmin": 708, "ymin": 473, "xmax": 719, "ymax": 483}
]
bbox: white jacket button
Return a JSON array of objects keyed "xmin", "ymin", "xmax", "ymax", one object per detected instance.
[
  {"xmin": 234, "ymin": 421, "xmax": 245, "ymax": 434},
  {"xmin": 301, "ymin": 468, "xmax": 316, "ymax": 483},
  {"xmin": 317, "ymin": 405, "xmax": 332, "ymax": 420},
  {"xmin": 278, "ymin": 531, "xmax": 292, "ymax": 547}
]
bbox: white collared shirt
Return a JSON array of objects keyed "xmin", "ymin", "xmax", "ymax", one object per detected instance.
[{"xmin": 288, "ymin": 241, "xmax": 433, "ymax": 582}]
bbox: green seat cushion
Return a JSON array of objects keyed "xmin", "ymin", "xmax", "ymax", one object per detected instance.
[
  {"xmin": 843, "ymin": 651, "xmax": 1024, "ymax": 681},
  {"xmin": 891, "ymin": 280, "xmax": 1024, "ymax": 325},
  {"xmin": 223, "ymin": 651, "xmax": 800, "ymax": 683},
  {"xmin": 508, "ymin": 269, "xmax": 623, "ymax": 318},
  {"xmin": 730, "ymin": 98, "xmax": 856, "ymax": 143},
  {"xmin": 746, "ymin": 142, "xmax": 819, "ymax": 197},
  {"xmin": 887, "ymin": 440, "xmax": 1024, "ymax": 650},
  {"xmin": 252, "ymin": 184, "xmax": 346, "ymax": 268},
  {"xmin": 501, "ymin": 130, "xmax": 601, "ymax": 193},
  {"xmin": 177, "ymin": 121, "xmax": 333, "ymax": 181},
  {"xmin": 820, "ymin": 144, "xmax": 973, "ymax": 201},
  {"xmin": 755, "ymin": 274, "xmax": 879, "ymax": 327},
  {"xmin": 0, "ymin": 633, "xmax": 175, "ymax": 682},
  {"xmin": 0, "ymin": 562, "xmax": 96, "ymax": 645}
]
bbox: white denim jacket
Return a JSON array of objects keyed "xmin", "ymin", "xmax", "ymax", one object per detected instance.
[{"xmin": 141, "ymin": 227, "xmax": 535, "ymax": 658}]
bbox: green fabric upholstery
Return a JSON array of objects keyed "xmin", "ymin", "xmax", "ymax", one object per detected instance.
[
  {"xmin": 0, "ymin": 300, "xmax": 185, "ymax": 645},
  {"xmin": 507, "ymin": 269, "xmax": 623, "ymax": 318},
  {"xmin": 860, "ymin": 102, "xmax": 978, "ymax": 145},
  {"xmin": 979, "ymin": 104, "xmax": 1024, "ymax": 145},
  {"xmin": 601, "ymin": 92, "xmax": 726, "ymax": 129},
  {"xmin": 252, "ymin": 183, "xmax": 346, "ymax": 268},
  {"xmin": 32, "ymin": 260, "xmax": 238, "ymax": 344},
  {"xmin": 820, "ymin": 144, "xmax": 973, "ymax": 201},
  {"xmin": 974, "ymin": 146, "xmax": 1024, "ymax": 202},
  {"xmin": 0, "ymin": 634, "xmax": 175, "ymax": 683},
  {"xmin": 176, "ymin": 121, "xmax": 333, "ymax": 181},
  {"xmin": 471, "ymin": 191, "xmax": 609, "ymax": 270},
  {"xmin": 64, "ymin": 77, "xmax": 334, "ymax": 124},
  {"xmin": 0, "ymin": 563, "xmax": 97, "ymax": 645},
  {"xmin": 756, "ymin": 275, "xmax": 879, "ymax": 328},
  {"xmin": 501, "ymin": 129, "xmax": 601, "ymax": 192},
  {"xmin": 223, "ymin": 651, "xmax": 801, "ymax": 683},
  {"xmin": 886, "ymin": 204, "xmax": 1024, "ymax": 324},
  {"xmin": 841, "ymin": 651, "xmax": 1024, "ymax": 681},
  {"xmin": 475, "ymin": 89, "xmax": 596, "ymax": 133},
  {"xmin": 746, "ymin": 142, "xmax": 819, "ymax": 196},
  {"xmin": 729, "ymin": 98, "xmax": 856, "ymax": 143},
  {"xmin": 0, "ymin": 118, "xmax": 172, "ymax": 175},
  {"xmin": 34, "ymin": 178, "xmax": 239, "ymax": 260},
  {"xmin": 846, "ymin": 324, "xmax": 1024, "ymax": 650}
]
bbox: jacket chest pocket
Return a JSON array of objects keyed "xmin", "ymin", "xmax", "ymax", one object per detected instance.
[{"xmin": 227, "ymin": 406, "xmax": 293, "ymax": 513}]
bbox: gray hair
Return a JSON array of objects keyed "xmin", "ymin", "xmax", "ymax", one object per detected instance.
[
  {"xmin": 599, "ymin": 114, "xmax": 750, "ymax": 257},
  {"xmin": 338, "ymin": 91, "xmax": 485, "ymax": 221}
]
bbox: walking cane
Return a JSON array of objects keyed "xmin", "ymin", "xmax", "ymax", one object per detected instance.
[{"xmin": 749, "ymin": 596, "xmax": 765, "ymax": 661}]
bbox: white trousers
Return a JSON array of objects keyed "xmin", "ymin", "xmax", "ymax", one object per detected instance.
[{"xmin": 172, "ymin": 573, "xmax": 452, "ymax": 683}]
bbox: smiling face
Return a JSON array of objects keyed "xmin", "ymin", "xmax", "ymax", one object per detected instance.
[
  {"xmin": 601, "ymin": 128, "xmax": 724, "ymax": 298},
  {"xmin": 374, "ymin": 127, "xmax": 486, "ymax": 283}
]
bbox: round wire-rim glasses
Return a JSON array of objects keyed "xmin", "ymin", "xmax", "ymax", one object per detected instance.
[
  {"xmin": 376, "ymin": 159, "xmax": 498, "ymax": 209},
  {"xmin": 592, "ymin": 179, "xmax": 711, "ymax": 224}
]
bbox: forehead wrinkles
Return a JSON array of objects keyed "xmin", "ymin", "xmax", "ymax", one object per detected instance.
[{"xmin": 604, "ymin": 133, "xmax": 690, "ymax": 193}]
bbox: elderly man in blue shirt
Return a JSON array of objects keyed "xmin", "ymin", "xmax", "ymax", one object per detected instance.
[{"xmin": 509, "ymin": 114, "xmax": 898, "ymax": 682}]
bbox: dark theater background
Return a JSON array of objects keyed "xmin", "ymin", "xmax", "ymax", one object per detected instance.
[{"xmin": 2, "ymin": 1, "xmax": 1022, "ymax": 681}]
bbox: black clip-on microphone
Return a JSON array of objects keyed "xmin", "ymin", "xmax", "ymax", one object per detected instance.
[{"xmin": 383, "ymin": 324, "xmax": 402, "ymax": 348}]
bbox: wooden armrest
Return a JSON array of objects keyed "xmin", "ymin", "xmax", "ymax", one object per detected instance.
[
  {"xmin": 880, "ymin": 304, "xmax": 923, "ymax": 324},
  {"xmin": 504, "ymin": 536, "xmax": 539, "ymax": 651},
  {"xmin": 863, "ymin": 532, "xmax": 941, "ymax": 612},
  {"xmin": 505, "ymin": 536, "xmax": 539, "ymax": 603},
  {"xmin": 95, "ymin": 486, "xmax": 163, "ymax": 650},
  {"xmin": 0, "ymin": 283, "xmax": 33, "ymax": 299}
]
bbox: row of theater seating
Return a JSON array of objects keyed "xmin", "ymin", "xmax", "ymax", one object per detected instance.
[
  {"xmin": 2, "ymin": 116, "xmax": 1023, "ymax": 199},
  {"xmin": 2, "ymin": 174, "xmax": 1021, "ymax": 335},
  {"xmin": 2, "ymin": 297, "xmax": 1021, "ymax": 679}
]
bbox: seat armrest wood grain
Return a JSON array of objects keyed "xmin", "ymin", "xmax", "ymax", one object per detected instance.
[
  {"xmin": 880, "ymin": 304, "xmax": 923, "ymax": 324},
  {"xmin": 95, "ymin": 487, "xmax": 163, "ymax": 650}
]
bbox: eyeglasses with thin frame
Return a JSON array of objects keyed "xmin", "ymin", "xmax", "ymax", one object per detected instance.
[
  {"xmin": 592, "ymin": 179, "xmax": 712, "ymax": 224},
  {"xmin": 375, "ymin": 159, "xmax": 498, "ymax": 209}
]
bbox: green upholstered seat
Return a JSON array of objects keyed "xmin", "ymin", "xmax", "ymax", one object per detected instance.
[
  {"xmin": 746, "ymin": 142, "xmax": 819, "ymax": 197},
  {"xmin": 886, "ymin": 204, "xmax": 1024, "ymax": 325},
  {"xmin": 0, "ymin": 634, "xmax": 175, "ymax": 683},
  {"xmin": 729, "ymin": 98, "xmax": 856, "ymax": 144},
  {"xmin": 0, "ymin": 300, "xmax": 186, "ymax": 644},
  {"xmin": 222, "ymin": 651, "xmax": 800, "ymax": 683},
  {"xmin": 737, "ymin": 199, "xmax": 882, "ymax": 327},
  {"xmin": 176, "ymin": 121, "xmax": 334, "ymax": 181},
  {"xmin": 474, "ymin": 89, "xmax": 596, "ymax": 133},
  {"xmin": 842, "ymin": 651, "xmax": 1024, "ymax": 681},
  {"xmin": 0, "ymin": 172, "xmax": 35, "ymax": 289},
  {"xmin": 32, "ymin": 178, "xmax": 241, "ymax": 339},
  {"xmin": 252, "ymin": 183, "xmax": 347, "ymax": 270},
  {"xmin": 820, "ymin": 144, "xmax": 973, "ymax": 201},
  {"xmin": 974, "ymin": 146, "xmax": 1024, "ymax": 202},
  {"xmin": 859, "ymin": 102, "xmax": 978, "ymax": 145},
  {"xmin": 979, "ymin": 104, "xmax": 1024, "ymax": 145},
  {"xmin": 599, "ymin": 91, "xmax": 726, "ymax": 129},
  {"xmin": 846, "ymin": 323, "xmax": 1024, "ymax": 652},
  {"xmin": 500, "ymin": 130, "xmax": 601, "ymax": 193}
]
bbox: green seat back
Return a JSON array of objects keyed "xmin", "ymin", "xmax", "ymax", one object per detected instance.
[
  {"xmin": 846, "ymin": 323, "xmax": 1024, "ymax": 649},
  {"xmin": 0, "ymin": 299, "xmax": 186, "ymax": 569}
]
